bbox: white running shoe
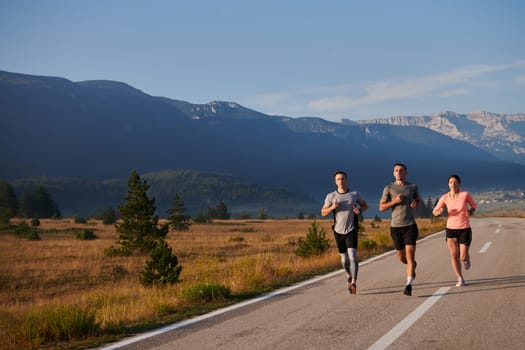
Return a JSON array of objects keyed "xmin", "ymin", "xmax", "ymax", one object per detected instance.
[
  {"xmin": 456, "ymin": 278, "xmax": 465, "ymax": 287},
  {"xmin": 463, "ymin": 260, "xmax": 471, "ymax": 270}
]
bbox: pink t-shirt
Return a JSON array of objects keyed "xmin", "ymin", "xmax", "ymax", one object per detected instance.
[{"xmin": 434, "ymin": 191, "xmax": 477, "ymax": 229}]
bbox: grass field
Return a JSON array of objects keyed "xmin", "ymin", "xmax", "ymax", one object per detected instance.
[{"xmin": 0, "ymin": 217, "xmax": 446, "ymax": 350}]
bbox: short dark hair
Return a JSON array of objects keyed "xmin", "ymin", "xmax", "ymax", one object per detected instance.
[
  {"xmin": 334, "ymin": 171, "xmax": 348, "ymax": 178},
  {"xmin": 448, "ymin": 174, "xmax": 461, "ymax": 184},
  {"xmin": 394, "ymin": 163, "xmax": 407, "ymax": 170}
]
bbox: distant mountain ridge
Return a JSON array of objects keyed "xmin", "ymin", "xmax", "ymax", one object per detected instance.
[
  {"xmin": 1, "ymin": 69, "xmax": 524, "ymax": 217},
  {"xmin": 355, "ymin": 111, "xmax": 525, "ymax": 164}
]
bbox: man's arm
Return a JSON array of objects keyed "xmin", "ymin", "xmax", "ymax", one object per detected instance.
[
  {"xmin": 321, "ymin": 201, "xmax": 338, "ymax": 217},
  {"xmin": 357, "ymin": 198, "xmax": 368, "ymax": 212}
]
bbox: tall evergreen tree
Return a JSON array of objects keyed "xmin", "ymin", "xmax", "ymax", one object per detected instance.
[
  {"xmin": 19, "ymin": 186, "xmax": 60, "ymax": 218},
  {"xmin": 213, "ymin": 201, "xmax": 230, "ymax": 219},
  {"xmin": 114, "ymin": 170, "xmax": 168, "ymax": 254},
  {"xmin": 0, "ymin": 180, "xmax": 18, "ymax": 218},
  {"xmin": 166, "ymin": 193, "xmax": 192, "ymax": 231},
  {"xmin": 102, "ymin": 207, "xmax": 117, "ymax": 225}
]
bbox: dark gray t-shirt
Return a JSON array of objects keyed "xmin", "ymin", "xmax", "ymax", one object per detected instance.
[
  {"xmin": 381, "ymin": 182, "xmax": 420, "ymax": 227},
  {"xmin": 324, "ymin": 190, "xmax": 363, "ymax": 234}
]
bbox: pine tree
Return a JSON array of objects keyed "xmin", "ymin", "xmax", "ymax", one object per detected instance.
[
  {"xmin": 19, "ymin": 186, "xmax": 60, "ymax": 218},
  {"xmin": 257, "ymin": 208, "xmax": 268, "ymax": 220},
  {"xmin": 102, "ymin": 207, "xmax": 117, "ymax": 225},
  {"xmin": 114, "ymin": 170, "xmax": 168, "ymax": 255},
  {"xmin": 0, "ymin": 180, "xmax": 18, "ymax": 218},
  {"xmin": 295, "ymin": 220, "xmax": 331, "ymax": 257},
  {"xmin": 166, "ymin": 193, "xmax": 192, "ymax": 231},
  {"xmin": 140, "ymin": 240, "xmax": 182, "ymax": 287},
  {"xmin": 214, "ymin": 201, "xmax": 230, "ymax": 219}
]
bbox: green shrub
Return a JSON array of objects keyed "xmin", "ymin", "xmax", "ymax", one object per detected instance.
[
  {"xmin": 76, "ymin": 229, "xmax": 97, "ymax": 240},
  {"xmin": 14, "ymin": 221, "xmax": 32, "ymax": 236},
  {"xmin": 359, "ymin": 239, "xmax": 377, "ymax": 250},
  {"xmin": 23, "ymin": 305, "xmax": 100, "ymax": 344},
  {"xmin": 103, "ymin": 245, "xmax": 128, "ymax": 257},
  {"xmin": 14, "ymin": 221, "xmax": 40, "ymax": 240},
  {"xmin": 102, "ymin": 207, "xmax": 116, "ymax": 225},
  {"xmin": 27, "ymin": 229, "xmax": 41, "ymax": 241},
  {"xmin": 140, "ymin": 240, "xmax": 182, "ymax": 287},
  {"xmin": 295, "ymin": 220, "xmax": 330, "ymax": 257},
  {"xmin": 182, "ymin": 283, "xmax": 231, "ymax": 303},
  {"xmin": 74, "ymin": 216, "xmax": 87, "ymax": 224},
  {"xmin": 373, "ymin": 232, "xmax": 392, "ymax": 248}
]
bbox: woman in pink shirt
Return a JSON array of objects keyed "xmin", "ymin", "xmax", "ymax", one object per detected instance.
[{"xmin": 432, "ymin": 174, "xmax": 477, "ymax": 287}]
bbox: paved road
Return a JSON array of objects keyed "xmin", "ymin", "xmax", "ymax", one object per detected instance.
[{"xmin": 101, "ymin": 217, "xmax": 525, "ymax": 350}]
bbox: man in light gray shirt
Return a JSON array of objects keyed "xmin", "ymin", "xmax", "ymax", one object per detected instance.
[{"xmin": 322, "ymin": 171, "xmax": 368, "ymax": 295}]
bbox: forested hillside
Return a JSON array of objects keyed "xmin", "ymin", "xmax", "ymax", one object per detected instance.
[{"xmin": 9, "ymin": 170, "xmax": 316, "ymax": 218}]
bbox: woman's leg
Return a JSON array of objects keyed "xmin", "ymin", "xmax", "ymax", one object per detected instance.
[
  {"xmin": 460, "ymin": 244, "xmax": 470, "ymax": 269},
  {"xmin": 447, "ymin": 238, "xmax": 463, "ymax": 280}
]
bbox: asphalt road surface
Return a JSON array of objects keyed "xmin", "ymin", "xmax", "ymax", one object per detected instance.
[{"xmin": 100, "ymin": 217, "xmax": 525, "ymax": 350}]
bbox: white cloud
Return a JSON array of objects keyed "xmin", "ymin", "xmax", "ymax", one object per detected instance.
[{"xmin": 246, "ymin": 60, "xmax": 525, "ymax": 119}]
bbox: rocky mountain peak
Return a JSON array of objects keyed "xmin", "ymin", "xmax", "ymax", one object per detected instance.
[{"xmin": 357, "ymin": 110, "xmax": 525, "ymax": 164}]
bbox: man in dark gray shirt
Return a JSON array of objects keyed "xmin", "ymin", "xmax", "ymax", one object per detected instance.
[{"xmin": 379, "ymin": 163, "xmax": 421, "ymax": 296}]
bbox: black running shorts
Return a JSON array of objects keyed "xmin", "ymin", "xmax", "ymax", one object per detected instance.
[
  {"xmin": 445, "ymin": 227, "xmax": 472, "ymax": 246},
  {"xmin": 390, "ymin": 224, "xmax": 419, "ymax": 250},
  {"xmin": 333, "ymin": 229, "xmax": 358, "ymax": 252}
]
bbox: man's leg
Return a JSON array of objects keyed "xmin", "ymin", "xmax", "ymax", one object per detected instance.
[
  {"xmin": 339, "ymin": 253, "xmax": 350, "ymax": 277},
  {"xmin": 396, "ymin": 248, "xmax": 407, "ymax": 264},
  {"xmin": 348, "ymin": 248, "xmax": 358, "ymax": 283},
  {"xmin": 405, "ymin": 244, "xmax": 416, "ymax": 281},
  {"xmin": 402, "ymin": 245, "xmax": 416, "ymax": 296}
]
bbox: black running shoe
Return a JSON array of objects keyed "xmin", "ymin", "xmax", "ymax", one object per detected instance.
[
  {"xmin": 403, "ymin": 284, "xmax": 412, "ymax": 296},
  {"xmin": 350, "ymin": 283, "xmax": 357, "ymax": 295}
]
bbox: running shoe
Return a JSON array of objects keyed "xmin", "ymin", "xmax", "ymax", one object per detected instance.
[
  {"xmin": 463, "ymin": 260, "xmax": 471, "ymax": 270},
  {"xmin": 403, "ymin": 284, "xmax": 412, "ymax": 296},
  {"xmin": 456, "ymin": 278, "xmax": 465, "ymax": 287},
  {"xmin": 349, "ymin": 283, "xmax": 357, "ymax": 295}
]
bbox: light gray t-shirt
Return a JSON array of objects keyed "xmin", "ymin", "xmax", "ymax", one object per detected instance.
[
  {"xmin": 324, "ymin": 190, "xmax": 362, "ymax": 234},
  {"xmin": 381, "ymin": 182, "xmax": 420, "ymax": 227}
]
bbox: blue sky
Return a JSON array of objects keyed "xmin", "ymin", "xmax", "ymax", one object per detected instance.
[{"xmin": 1, "ymin": 0, "xmax": 524, "ymax": 121}]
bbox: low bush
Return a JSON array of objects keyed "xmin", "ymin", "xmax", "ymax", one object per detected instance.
[
  {"xmin": 359, "ymin": 239, "xmax": 377, "ymax": 250},
  {"xmin": 23, "ymin": 305, "xmax": 100, "ymax": 345},
  {"xmin": 295, "ymin": 221, "xmax": 330, "ymax": 257},
  {"xmin": 76, "ymin": 229, "xmax": 97, "ymax": 240},
  {"xmin": 182, "ymin": 283, "xmax": 231, "ymax": 303}
]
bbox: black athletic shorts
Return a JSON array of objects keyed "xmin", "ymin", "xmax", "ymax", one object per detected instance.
[
  {"xmin": 333, "ymin": 229, "xmax": 358, "ymax": 252},
  {"xmin": 445, "ymin": 227, "xmax": 472, "ymax": 246},
  {"xmin": 390, "ymin": 224, "xmax": 419, "ymax": 250}
]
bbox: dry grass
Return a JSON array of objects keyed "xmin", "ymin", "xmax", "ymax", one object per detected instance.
[{"xmin": 0, "ymin": 217, "xmax": 445, "ymax": 349}]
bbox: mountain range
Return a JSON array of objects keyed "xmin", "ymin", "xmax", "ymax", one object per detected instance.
[
  {"xmin": 353, "ymin": 111, "xmax": 525, "ymax": 165},
  {"xmin": 1, "ymin": 69, "xmax": 524, "ymax": 217}
]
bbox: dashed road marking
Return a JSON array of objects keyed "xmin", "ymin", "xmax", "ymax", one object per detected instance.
[
  {"xmin": 479, "ymin": 242, "xmax": 492, "ymax": 253},
  {"xmin": 368, "ymin": 287, "xmax": 451, "ymax": 350}
]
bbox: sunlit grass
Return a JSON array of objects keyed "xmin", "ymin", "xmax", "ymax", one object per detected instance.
[{"xmin": 0, "ymin": 217, "xmax": 445, "ymax": 349}]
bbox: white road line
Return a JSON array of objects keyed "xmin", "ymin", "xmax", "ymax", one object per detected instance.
[
  {"xmin": 99, "ymin": 270, "xmax": 345, "ymax": 349},
  {"xmin": 367, "ymin": 287, "xmax": 451, "ymax": 350},
  {"xmin": 479, "ymin": 242, "xmax": 492, "ymax": 253},
  {"xmin": 100, "ymin": 230, "xmax": 447, "ymax": 349}
]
